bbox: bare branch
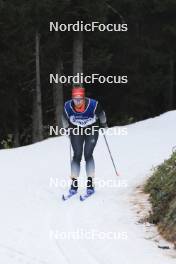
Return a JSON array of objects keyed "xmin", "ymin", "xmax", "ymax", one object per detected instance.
[{"xmin": 106, "ymin": 3, "xmax": 126, "ymax": 24}]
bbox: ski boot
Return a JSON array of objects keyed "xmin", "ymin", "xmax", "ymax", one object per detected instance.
[
  {"xmin": 69, "ymin": 178, "xmax": 78, "ymax": 195},
  {"xmin": 87, "ymin": 177, "xmax": 95, "ymax": 195}
]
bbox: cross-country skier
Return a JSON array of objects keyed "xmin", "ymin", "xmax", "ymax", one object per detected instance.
[{"xmin": 62, "ymin": 86, "xmax": 107, "ymax": 196}]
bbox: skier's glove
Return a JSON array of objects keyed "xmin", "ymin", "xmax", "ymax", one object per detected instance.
[
  {"xmin": 100, "ymin": 122, "xmax": 108, "ymax": 128},
  {"xmin": 100, "ymin": 123, "xmax": 108, "ymax": 134}
]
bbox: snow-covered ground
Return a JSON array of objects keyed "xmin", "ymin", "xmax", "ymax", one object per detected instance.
[{"xmin": 0, "ymin": 111, "xmax": 176, "ymax": 264}]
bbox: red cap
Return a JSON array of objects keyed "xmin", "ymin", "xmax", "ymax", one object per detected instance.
[{"xmin": 72, "ymin": 87, "xmax": 85, "ymax": 98}]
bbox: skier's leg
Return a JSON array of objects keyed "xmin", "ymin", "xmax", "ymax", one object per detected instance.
[
  {"xmin": 70, "ymin": 133, "xmax": 84, "ymax": 180},
  {"xmin": 84, "ymin": 131, "xmax": 99, "ymax": 190}
]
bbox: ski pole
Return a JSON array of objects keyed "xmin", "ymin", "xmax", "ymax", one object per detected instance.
[{"xmin": 103, "ymin": 134, "xmax": 119, "ymax": 176}]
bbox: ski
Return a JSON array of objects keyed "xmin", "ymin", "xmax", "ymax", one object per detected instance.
[
  {"xmin": 62, "ymin": 191, "xmax": 77, "ymax": 201},
  {"xmin": 80, "ymin": 190, "xmax": 95, "ymax": 201},
  {"xmin": 62, "ymin": 189, "xmax": 95, "ymax": 201}
]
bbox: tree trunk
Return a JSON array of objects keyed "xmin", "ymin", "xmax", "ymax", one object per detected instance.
[
  {"xmin": 53, "ymin": 56, "xmax": 64, "ymax": 131},
  {"xmin": 168, "ymin": 53, "xmax": 174, "ymax": 110},
  {"xmin": 32, "ymin": 31, "xmax": 43, "ymax": 143},
  {"xmin": 73, "ymin": 31, "xmax": 83, "ymax": 85},
  {"xmin": 13, "ymin": 98, "xmax": 20, "ymax": 147}
]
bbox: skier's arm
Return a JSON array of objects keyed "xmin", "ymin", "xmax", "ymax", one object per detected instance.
[
  {"xmin": 96, "ymin": 102, "xmax": 108, "ymax": 128},
  {"xmin": 62, "ymin": 110, "xmax": 69, "ymax": 129}
]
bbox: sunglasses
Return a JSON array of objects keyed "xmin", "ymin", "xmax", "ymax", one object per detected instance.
[{"xmin": 73, "ymin": 98, "xmax": 84, "ymax": 104}]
